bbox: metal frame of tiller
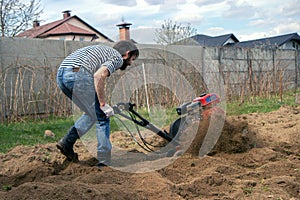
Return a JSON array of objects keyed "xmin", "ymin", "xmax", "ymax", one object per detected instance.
[{"xmin": 112, "ymin": 93, "xmax": 221, "ymax": 152}]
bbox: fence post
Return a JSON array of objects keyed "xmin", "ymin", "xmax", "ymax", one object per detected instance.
[
  {"xmin": 296, "ymin": 50, "xmax": 300, "ymax": 91},
  {"xmin": 272, "ymin": 49, "xmax": 276, "ymax": 93}
]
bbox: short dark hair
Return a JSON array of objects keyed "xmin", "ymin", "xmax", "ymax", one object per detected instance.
[{"xmin": 113, "ymin": 40, "xmax": 139, "ymax": 58}]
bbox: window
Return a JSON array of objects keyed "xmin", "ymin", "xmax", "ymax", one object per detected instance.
[
  {"xmin": 292, "ymin": 42, "xmax": 299, "ymax": 50},
  {"xmin": 79, "ymin": 37, "xmax": 85, "ymax": 41},
  {"xmin": 59, "ymin": 37, "xmax": 65, "ymax": 40}
]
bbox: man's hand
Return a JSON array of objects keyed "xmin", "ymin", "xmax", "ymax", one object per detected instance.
[{"xmin": 101, "ymin": 104, "xmax": 114, "ymax": 118}]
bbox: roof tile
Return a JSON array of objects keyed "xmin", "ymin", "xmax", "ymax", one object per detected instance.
[
  {"xmin": 40, "ymin": 23, "xmax": 95, "ymax": 37},
  {"xmin": 17, "ymin": 17, "xmax": 69, "ymax": 38}
]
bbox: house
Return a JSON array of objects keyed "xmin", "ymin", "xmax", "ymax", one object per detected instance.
[
  {"xmin": 234, "ymin": 32, "xmax": 300, "ymax": 50},
  {"xmin": 17, "ymin": 10, "xmax": 113, "ymax": 42},
  {"xmin": 181, "ymin": 32, "xmax": 300, "ymax": 50},
  {"xmin": 178, "ymin": 33, "xmax": 240, "ymax": 46}
]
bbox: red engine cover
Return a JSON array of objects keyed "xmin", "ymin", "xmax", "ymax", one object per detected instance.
[{"xmin": 192, "ymin": 93, "xmax": 220, "ymax": 107}]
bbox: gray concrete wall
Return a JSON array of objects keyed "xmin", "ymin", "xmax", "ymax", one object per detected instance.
[{"xmin": 0, "ymin": 37, "xmax": 299, "ymax": 122}]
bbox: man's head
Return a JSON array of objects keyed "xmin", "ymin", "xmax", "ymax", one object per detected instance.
[{"xmin": 113, "ymin": 40, "xmax": 139, "ymax": 70}]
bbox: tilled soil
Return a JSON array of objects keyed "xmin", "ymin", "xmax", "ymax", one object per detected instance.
[{"xmin": 0, "ymin": 106, "xmax": 299, "ymax": 200}]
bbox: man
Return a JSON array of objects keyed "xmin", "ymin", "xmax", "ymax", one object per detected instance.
[{"xmin": 56, "ymin": 40, "xmax": 139, "ymax": 167}]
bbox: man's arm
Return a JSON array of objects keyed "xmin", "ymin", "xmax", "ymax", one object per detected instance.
[{"xmin": 94, "ymin": 66, "xmax": 110, "ymax": 108}]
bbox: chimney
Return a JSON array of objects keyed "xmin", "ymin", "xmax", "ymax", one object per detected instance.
[
  {"xmin": 116, "ymin": 18, "xmax": 132, "ymax": 41},
  {"xmin": 62, "ymin": 10, "xmax": 71, "ymax": 19},
  {"xmin": 33, "ymin": 20, "xmax": 40, "ymax": 28}
]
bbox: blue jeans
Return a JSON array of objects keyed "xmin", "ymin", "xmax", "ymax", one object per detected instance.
[{"xmin": 56, "ymin": 66, "xmax": 111, "ymax": 164}]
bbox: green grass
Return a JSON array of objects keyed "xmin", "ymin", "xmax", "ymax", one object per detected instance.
[
  {"xmin": 226, "ymin": 91, "xmax": 298, "ymax": 115},
  {"xmin": 0, "ymin": 91, "xmax": 298, "ymax": 153},
  {"xmin": 0, "ymin": 108, "xmax": 178, "ymax": 154},
  {"xmin": 0, "ymin": 116, "xmax": 73, "ymax": 153}
]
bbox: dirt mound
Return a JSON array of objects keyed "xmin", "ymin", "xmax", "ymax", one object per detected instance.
[
  {"xmin": 1, "ymin": 106, "xmax": 300, "ymax": 200},
  {"xmin": 184, "ymin": 116, "xmax": 256, "ymax": 156}
]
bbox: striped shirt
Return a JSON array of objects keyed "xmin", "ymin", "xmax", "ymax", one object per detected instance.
[{"xmin": 60, "ymin": 45, "xmax": 123, "ymax": 75}]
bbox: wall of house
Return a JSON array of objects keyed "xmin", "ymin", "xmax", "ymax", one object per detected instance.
[
  {"xmin": 0, "ymin": 37, "xmax": 299, "ymax": 121},
  {"xmin": 46, "ymin": 35, "xmax": 95, "ymax": 42},
  {"xmin": 280, "ymin": 41, "xmax": 300, "ymax": 50},
  {"xmin": 224, "ymin": 38, "xmax": 236, "ymax": 45},
  {"xmin": 67, "ymin": 18, "xmax": 110, "ymax": 42}
]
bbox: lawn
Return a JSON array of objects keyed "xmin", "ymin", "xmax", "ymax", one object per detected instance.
[{"xmin": 0, "ymin": 91, "xmax": 298, "ymax": 153}]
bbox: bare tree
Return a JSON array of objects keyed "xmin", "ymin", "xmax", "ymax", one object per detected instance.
[
  {"xmin": 154, "ymin": 19, "xmax": 197, "ymax": 45},
  {"xmin": 0, "ymin": 0, "xmax": 43, "ymax": 37}
]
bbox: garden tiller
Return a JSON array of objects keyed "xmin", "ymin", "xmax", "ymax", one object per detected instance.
[{"xmin": 112, "ymin": 93, "xmax": 221, "ymax": 153}]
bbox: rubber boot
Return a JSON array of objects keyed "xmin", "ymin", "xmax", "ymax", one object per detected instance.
[
  {"xmin": 56, "ymin": 126, "xmax": 79, "ymax": 162},
  {"xmin": 63, "ymin": 126, "xmax": 79, "ymax": 148}
]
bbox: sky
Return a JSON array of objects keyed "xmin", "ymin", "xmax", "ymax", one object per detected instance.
[{"xmin": 39, "ymin": 0, "xmax": 300, "ymax": 44}]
